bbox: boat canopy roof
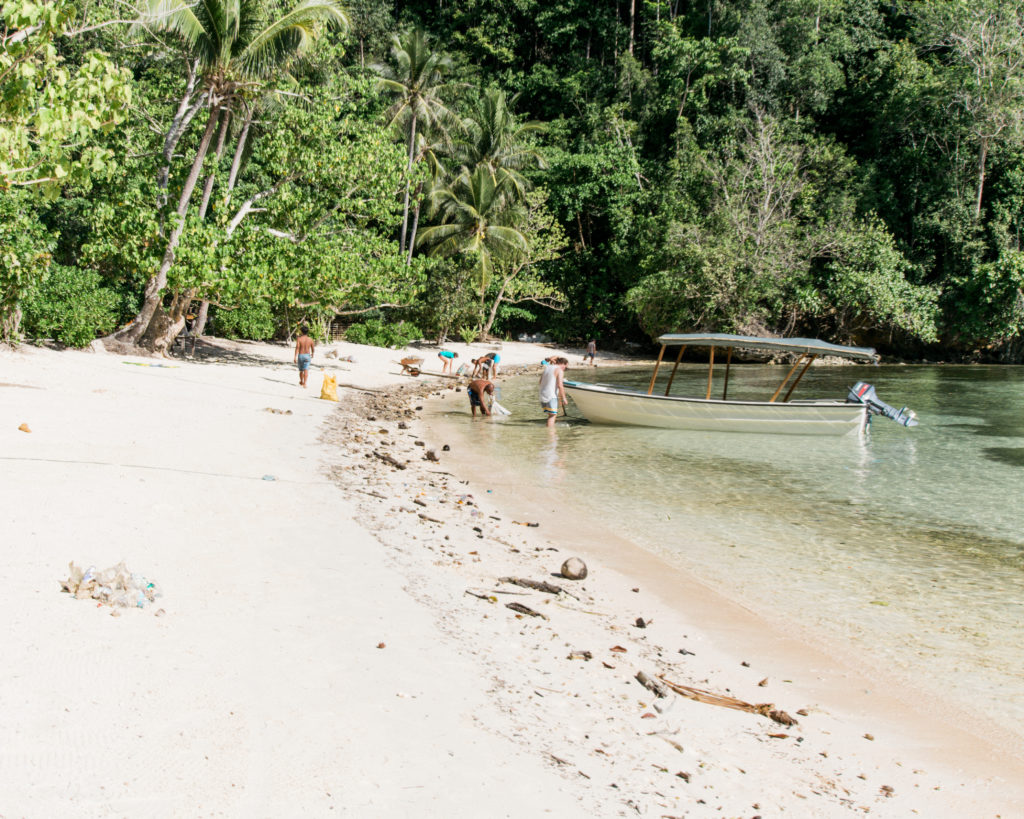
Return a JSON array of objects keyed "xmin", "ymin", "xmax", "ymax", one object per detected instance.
[{"xmin": 655, "ymin": 333, "xmax": 879, "ymax": 362}]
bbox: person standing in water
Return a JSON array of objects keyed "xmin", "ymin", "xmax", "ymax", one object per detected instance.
[
  {"xmin": 539, "ymin": 356, "xmax": 568, "ymax": 427},
  {"xmin": 467, "ymin": 379, "xmax": 495, "ymax": 417},
  {"xmin": 294, "ymin": 325, "xmax": 315, "ymax": 387},
  {"xmin": 585, "ymin": 339, "xmax": 596, "ymax": 366}
]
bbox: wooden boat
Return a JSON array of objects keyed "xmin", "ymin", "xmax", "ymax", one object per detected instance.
[{"xmin": 564, "ymin": 333, "xmax": 917, "ymax": 437}]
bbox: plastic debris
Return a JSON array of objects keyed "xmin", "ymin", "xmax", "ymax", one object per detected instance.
[
  {"xmin": 60, "ymin": 561, "xmax": 162, "ymax": 609},
  {"xmin": 320, "ymin": 372, "xmax": 339, "ymax": 401}
]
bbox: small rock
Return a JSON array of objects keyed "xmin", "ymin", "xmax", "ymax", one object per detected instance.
[
  {"xmin": 741, "ymin": 661, "xmax": 750, "ymax": 667},
  {"xmin": 560, "ymin": 557, "xmax": 588, "ymax": 580},
  {"xmin": 425, "ymin": 450, "xmax": 439, "ymax": 462},
  {"xmin": 864, "ymin": 733, "xmax": 875, "ymax": 741},
  {"xmin": 377, "ymin": 642, "xmax": 386, "ymax": 649},
  {"xmin": 442, "ymin": 444, "xmax": 450, "ymax": 451},
  {"xmin": 415, "ymin": 440, "xmax": 425, "ymax": 447},
  {"xmin": 398, "ymin": 421, "xmax": 408, "ymax": 429},
  {"xmin": 18, "ymin": 423, "xmax": 31, "ymax": 433},
  {"xmin": 635, "ymin": 617, "xmax": 648, "ymax": 629}
]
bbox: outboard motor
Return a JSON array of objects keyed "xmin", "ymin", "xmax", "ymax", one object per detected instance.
[{"xmin": 847, "ymin": 381, "xmax": 918, "ymax": 427}]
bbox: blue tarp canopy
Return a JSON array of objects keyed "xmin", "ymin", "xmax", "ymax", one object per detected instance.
[{"xmin": 655, "ymin": 333, "xmax": 879, "ymax": 362}]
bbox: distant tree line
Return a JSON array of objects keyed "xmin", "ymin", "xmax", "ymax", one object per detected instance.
[{"xmin": 2, "ymin": 0, "xmax": 1023, "ymax": 360}]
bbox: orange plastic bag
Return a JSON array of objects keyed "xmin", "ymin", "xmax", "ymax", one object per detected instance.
[{"xmin": 320, "ymin": 371, "xmax": 338, "ymax": 402}]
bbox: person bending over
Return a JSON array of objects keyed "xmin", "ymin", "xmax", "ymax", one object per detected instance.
[
  {"xmin": 467, "ymin": 379, "xmax": 495, "ymax": 417},
  {"xmin": 294, "ymin": 325, "xmax": 315, "ymax": 387},
  {"xmin": 539, "ymin": 356, "xmax": 568, "ymax": 427},
  {"xmin": 438, "ymin": 349, "xmax": 458, "ymax": 374}
]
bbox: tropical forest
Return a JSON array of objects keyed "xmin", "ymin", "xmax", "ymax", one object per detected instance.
[{"xmin": 3, "ymin": 0, "xmax": 1024, "ymax": 360}]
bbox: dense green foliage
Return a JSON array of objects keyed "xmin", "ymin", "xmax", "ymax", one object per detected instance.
[
  {"xmin": 4, "ymin": 0, "xmax": 1024, "ymax": 359},
  {"xmin": 20, "ymin": 264, "xmax": 119, "ymax": 346},
  {"xmin": 344, "ymin": 316, "xmax": 422, "ymax": 347}
]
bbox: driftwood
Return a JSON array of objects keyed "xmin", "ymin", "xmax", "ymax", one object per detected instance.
[
  {"xmin": 505, "ymin": 602, "xmax": 549, "ymax": 620},
  {"xmin": 657, "ymin": 676, "xmax": 797, "ymax": 727},
  {"xmin": 464, "ymin": 589, "xmax": 528, "ymax": 601},
  {"xmin": 499, "ymin": 576, "xmax": 579, "ymax": 600},
  {"xmin": 417, "ymin": 512, "xmax": 443, "ymax": 524},
  {"xmin": 372, "ymin": 450, "xmax": 407, "ymax": 470},
  {"xmin": 636, "ymin": 671, "xmax": 671, "ymax": 698}
]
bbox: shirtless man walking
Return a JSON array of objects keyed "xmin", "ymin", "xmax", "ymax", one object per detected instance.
[{"xmin": 294, "ymin": 325, "xmax": 315, "ymax": 387}]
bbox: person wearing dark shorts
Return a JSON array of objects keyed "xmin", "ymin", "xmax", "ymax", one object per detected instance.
[{"xmin": 467, "ymin": 379, "xmax": 494, "ymax": 417}]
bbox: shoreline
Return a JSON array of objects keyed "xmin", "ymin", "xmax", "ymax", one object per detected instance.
[
  {"xmin": 323, "ymin": 373, "xmax": 1024, "ymax": 817},
  {"xmin": 3, "ymin": 338, "xmax": 1021, "ymax": 817},
  {"xmin": 422, "ymin": 388, "xmax": 1024, "ymax": 753}
]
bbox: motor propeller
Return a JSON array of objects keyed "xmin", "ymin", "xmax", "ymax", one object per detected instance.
[{"xmin": 847, "ymin": 381, "xmax": 919, "ymax": 427}]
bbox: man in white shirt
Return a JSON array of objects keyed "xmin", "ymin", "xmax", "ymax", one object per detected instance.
[{"xmin": 539, "ymin": 357, "xmax": 568, "ymax": 428}]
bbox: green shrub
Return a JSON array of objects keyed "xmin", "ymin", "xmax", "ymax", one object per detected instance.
[
  {"xmin": 21, "ymin": 265, "xmax": 119, "ymax": 347},
  {"xmin": 345, "ymin": 317, "xmax": 421, "ymax": 348},
  {"xmin": 213, "ymin": 302, "xmax": 277, "ymax": 340}
]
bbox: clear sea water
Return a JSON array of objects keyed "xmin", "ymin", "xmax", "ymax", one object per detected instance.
[{"xmin": 429, "ymin": 363, "xmax": 1024, "ymax": 734}]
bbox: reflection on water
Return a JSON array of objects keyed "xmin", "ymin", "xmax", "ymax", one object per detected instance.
[{"xmin": 431, "ymin": 364, "xmax": 1024, "ymax": 734}]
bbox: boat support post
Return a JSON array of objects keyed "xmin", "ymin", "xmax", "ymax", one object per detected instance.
[
  {"xmin": 721, "ymin": 347, "xmax": 733, "ymax": 400},
  {"xmin": 769, "ymin": 354, "xmax": 807, "ymax": 403},
  {"xmin": 705, "ymin": 346, "xmax": 716, "ymax": 399},
  {"xmin": 647, "ymin": 345, "xmax": 666, "ymax": 395},
  {"xmin": 664, "ymin": 346, "xmax": 686, "ymax": 396},
  {"xmin": 782, "ymin": 354, "xmax": 817, "ymax": 402}
]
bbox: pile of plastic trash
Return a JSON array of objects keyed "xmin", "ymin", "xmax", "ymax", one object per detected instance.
[{"xmin": 60, "ymin": 561, "xmax": 162, "ymax": 609}]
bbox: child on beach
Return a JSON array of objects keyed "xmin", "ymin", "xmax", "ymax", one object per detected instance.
[
  {"xmin": 293, "ymin": 325, "xmax": 315, "ymax": 387},
  {"xmin": 467, "ymin": 379, "xmax": 495, "ymax": 417},
  {"xmin": 437, "ymin": 349, "xmax": 458, "ymax": 374},
  {"xmin": 539, "ymin": 357, "xmax": 568, "ymax": 427}
]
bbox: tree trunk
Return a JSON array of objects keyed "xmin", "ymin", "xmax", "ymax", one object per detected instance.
[
  {"xmin": 198, "ymin": 109, "xmax": 231, "ymax": 220},
  {"xmin": 193, "ymin": 298, "xmax": 210, "ymax": 337},
  {"xmin": 113, "ymin": 107, "xmax": 221, "ymax": 345},
  {"xmin": 406, "ymin": 186, "xmax": 422, "ymax": 265},
  {"xmin": 226, "ymin": 105, "xmax": 254, "ymax": 197},
  {"xmin": 400, "ymin": 115, "xmax": 417, "ymax": 254},
  {"xmin": 629, "ymin": 0, "xmax": 636, "ymax": 55},
  {"xmin": 148, "ymin": 288, "xmax": 194, "ymax": 357},
  {"xmin": 480, "ymin": 275, "xmax": 513, "ymax": 339},
  {"xmin": 157, "ymin": 62, "xmax": 202, "ymax": 217},
  {"xmin": 975, "ymin": 137, "xmax": 988, "ymax": 222},
  {"xmin": 1, "ymin": 304, "xmax": 23, "ymax": 343}
]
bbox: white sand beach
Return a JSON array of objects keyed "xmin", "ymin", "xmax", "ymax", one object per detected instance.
[{"xmin": 2, "ymin": 338, "xmax": 1021, "ymax": 817}]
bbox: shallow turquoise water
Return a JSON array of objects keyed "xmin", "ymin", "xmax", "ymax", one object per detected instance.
[{"xmin": 432, "ymin": 364, "xmax": 1024, "ymax": 733}]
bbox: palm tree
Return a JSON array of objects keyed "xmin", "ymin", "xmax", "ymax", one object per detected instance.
[
  {"xmin": 115, "ymin": 0, "xmax": 347, "ymax": 345},
  {"xmin": 455, "ymin": 88, "xmax": 545, "ymax": 202},
  {"xmin": 416, "ymin": 165, "xmax": 529, "ymax": 299},
  {"xmin": 372, "ymin": 30, "xmax": 458, "ymax": 257}
]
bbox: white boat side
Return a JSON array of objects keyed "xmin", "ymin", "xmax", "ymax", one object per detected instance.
[{"xmin": 564, "ymin": 381, "xmax": 868, "ymax": 436}]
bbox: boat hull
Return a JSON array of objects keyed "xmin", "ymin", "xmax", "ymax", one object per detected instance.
[{"xmin": 564, "ymin": 382, "xmax": 868, "ymax": 436}]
